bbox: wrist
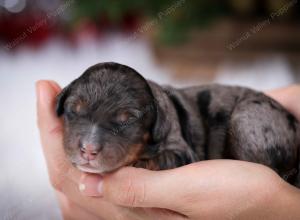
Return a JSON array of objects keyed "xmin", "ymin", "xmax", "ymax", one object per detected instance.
[
  {"xmin": 273, "ymin": 182, "xmax": 300, "ymax": 219},
  {"xmin": 230, "ymin": 170, "xmax": 300, "ymax": 220},
  {"xmin": 245, "ymin": 180, "xmax": 300, "ymax": 220}
]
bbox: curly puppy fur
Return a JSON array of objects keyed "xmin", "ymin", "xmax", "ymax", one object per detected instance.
[{"xmin": 56, "ymin": 62, "xmax": 300, "ymax": 187}]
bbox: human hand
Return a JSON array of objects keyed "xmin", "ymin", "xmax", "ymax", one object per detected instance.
[
  {"xmin": 36, "ymin": 80, "xmax": 188, "ymax": 220},
  {"xmin": 266, "ymin": 85, "xmax": 300, "ymax": 121},
  {"xmin": 36, "ymin": 80, "xmax": 125, "ymax": 220},
  {"xmin": 37, "ymin": 81, "xmax": 300, "ymax": 220},
  {"xmin": 78, "ymin": 85, "xmax": 300, "ymax": 219},
  {"xmin": 80, "ymin": 160, "xmax": 300, "ymax": 220}
]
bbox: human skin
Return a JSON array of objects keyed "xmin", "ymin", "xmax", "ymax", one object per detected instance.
[{"xmin": 36, "ymin": 81, "xmax": 300, "ymax": 220}]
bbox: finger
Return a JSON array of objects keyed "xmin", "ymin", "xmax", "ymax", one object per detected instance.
[
  {"xmin": 56, "ymin": 191, "xmax": 103, "ymax": 220},
  {"xmin": 36, "ymin": 80, "xmax": 79, "ymax": 186},
  {"xmin": 79, "ymin": 173, "xmax": 104, "ymax": 197},
  {"xmin": 128, "ymin": 207, "xmax": 187, "ymax": 220},
  {"xmin": 266, "ymin": 85, "xmax": 300, "ymax": 121},
  {"xmin": 36, "ymin": 80, "xmax": 62, "ymax": 136},
  {"xmin": 57, "ymin": 177, "xmax": 125, "ymax": 220},
  {"xmin": 104, "ymin": 167, "xmax": 183, "ymax": 210},
  {"xmin": 78, "ymin": 173, "xmax": 186, "ymax": 220},
  {"xmin": 79, "ymin": 165, "xmax": 200, "ymax": 212}
]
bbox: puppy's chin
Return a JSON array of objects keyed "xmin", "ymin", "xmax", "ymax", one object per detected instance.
[
  {"xmin": 75, "ymin": 162, "xmax": 125, "ymax": 174},
  {"xmin": 76, "ymin": 164, "xmax": 102, "ymax": 174}
]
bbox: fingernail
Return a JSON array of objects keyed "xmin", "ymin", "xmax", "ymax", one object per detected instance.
[
  {"xmin": 79, "ymin": 183, "xmax": 86, "ymax": 192},
  {"xmin": 79, "ymin": 174, "xmax": 103, "ymax": 197}
]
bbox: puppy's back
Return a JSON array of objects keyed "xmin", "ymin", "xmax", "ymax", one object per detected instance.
[{"xmin": 164, "ymin": 84, "xmax": 300, "ymax": 186}]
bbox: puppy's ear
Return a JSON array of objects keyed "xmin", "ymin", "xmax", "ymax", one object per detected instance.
[
  {"xmin": 56, "ymin": 84, "xmax": 71, "ymax": 117},
  {"xmin": 152, "ymin": 103, "xmax": 170, "ymax": 143},
  {"xmin": 147, "ymin": 81, "xmax": 171, "ymax": 143}
]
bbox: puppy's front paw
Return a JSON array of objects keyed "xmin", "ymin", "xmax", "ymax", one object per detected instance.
[{"xmin": 134, "ymin": 149, "xmax": 197, "ymax": 170}]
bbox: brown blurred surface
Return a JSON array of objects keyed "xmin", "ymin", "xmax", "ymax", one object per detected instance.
[{"xmin": 150, "ymin": 19, "xmax": 300, "ymax": 82}]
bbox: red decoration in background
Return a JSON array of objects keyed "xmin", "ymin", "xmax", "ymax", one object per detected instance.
[
  {"xmin": 121, "ymin": 12, "xmax": 140, "ymax": 33},
  {"xmin": 0, "ymin": 11, "xmax": 141, "ymax": 50},
  {"xmin": 67, "ymin": 12, "xmax": 141, "ymax": 45},
  {"xmin": 97, "ymin": 14, "xmax": 111, "ymax": 32},
  {"xmin": 70, "ymin": 19, "xmax": 100, "ymax": 43},
  {"xmin": 0, "ymin": 11, "xmax": 55, "ymax": 49}
]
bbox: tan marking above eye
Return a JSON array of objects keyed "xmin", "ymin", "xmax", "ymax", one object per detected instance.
[
  {"xmin": 75, "ymin": 100, "xmax": 87, "ymax": 113},
  {"xmin": 117, "ymin": 111, "xmax": 130, "ymax": 123}
]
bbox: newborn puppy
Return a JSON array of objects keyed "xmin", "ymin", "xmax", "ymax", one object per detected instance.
[{"xmin": 56, "ymin": 62, "xmax": 300, "ymax": 186}]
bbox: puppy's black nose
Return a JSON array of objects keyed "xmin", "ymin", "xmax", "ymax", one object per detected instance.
[{"xmin": 80, "ymin": 143, "xmax": 101, "ymax": 161}]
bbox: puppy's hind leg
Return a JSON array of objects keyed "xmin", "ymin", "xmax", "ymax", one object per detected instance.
[{"xmin": 227, "ymin": 98, "xmax": 299, "ymax": 181}]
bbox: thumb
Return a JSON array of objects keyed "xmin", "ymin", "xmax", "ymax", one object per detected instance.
[
  {"xmin": 79, "ymin": 166, "xmax": 196, "ymax": 211},
  {"xmin": 36, "ymin": 80, "xmax": 62, "ymax": 139},
  {"xmin": 36, "ymin": 80, "xmax": 78, "ymax": 185}
]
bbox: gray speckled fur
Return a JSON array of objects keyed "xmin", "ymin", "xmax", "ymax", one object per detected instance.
[{"xmin": 160, "ymin": 84, "xmax": 300, "ymax": 186}]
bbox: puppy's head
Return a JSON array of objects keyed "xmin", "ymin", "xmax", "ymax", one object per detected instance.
[{"xmin": 56, "ymin": 62, "xmax": 165, "ymax": 173}]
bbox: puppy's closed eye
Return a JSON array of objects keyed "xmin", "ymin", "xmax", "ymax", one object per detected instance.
[
  {"xmin": 115, "ymin": 110, "xmax": 139, "ymax": 125},
  {"xmin": 74, "ymin": 100, "xmax": 87, "ymax": 113},
  {"xmin": 65, "ymin": 100, "xmax": 88, "ymax": 120},
  {"xmin": 116, "ymin": 111, "xmax": 132, "ymax": 123}
]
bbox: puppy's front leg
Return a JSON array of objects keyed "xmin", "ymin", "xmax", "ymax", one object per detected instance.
[{"xmin": 134, "ymin": 148, "xmax": 198, "ymax": 170}]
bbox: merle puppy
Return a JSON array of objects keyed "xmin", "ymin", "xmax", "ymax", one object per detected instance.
[{"xmin": 56, "ymin": 62, "xmax": 300, "ymax": 186}]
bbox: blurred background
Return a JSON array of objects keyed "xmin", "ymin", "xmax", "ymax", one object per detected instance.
[{"xmin": 1, "ymin": 0, "xmax": 299, "ymax": 219}]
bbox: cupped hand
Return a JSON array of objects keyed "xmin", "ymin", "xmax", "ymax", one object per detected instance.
[
  {"xmin": 36, "ymin": 80, "xmax": 186, "ymax": 220},
  {"xmin": 80, "ymin": 160, "xmax": 300, "ymax": 220},
  {"xmin": 37, "ymin": 81, "xmax": 300, "ymax": 220}
]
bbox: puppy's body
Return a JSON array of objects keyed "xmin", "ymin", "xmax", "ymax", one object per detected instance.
[
  {"xmin": 57, "ymin": 62, "xmax": 300, "ymax": 187},
  {"xmin": 159, "ymin": 83, "xmax": 300, "ymax": 185}
]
